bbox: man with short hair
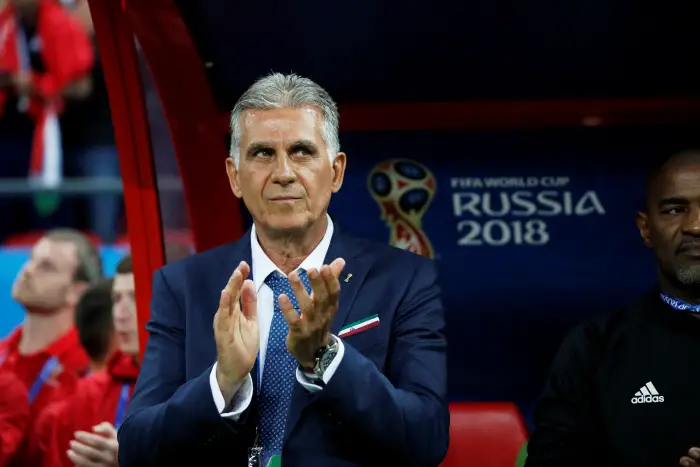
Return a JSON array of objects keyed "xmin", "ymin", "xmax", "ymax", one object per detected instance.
[
  {"xmin": 41, "ymin": 254, "xmax": 138, "ymax": 467},
  {"xmin": 0, "ymin": 228, "xmax": 101, "ymax": 408},
  {"xmin": 0, "ymin": 228, "xmax": 102, "ymax": 464},
  {"xmin": 34, "ymin": 277, "xmax": 115, "ymax": 466},
  {"xmin": 526, "ymin": 151, "xmax": 700, "ymax": 467},
  {"xmin": 74, "ymin": 278, "xmax": 115, "ymax": 373},
  {"xmin": 118, "ymin": 73, "xmax": 449, "ymax": 466}
]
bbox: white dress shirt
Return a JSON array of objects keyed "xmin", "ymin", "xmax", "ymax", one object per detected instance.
[{"xmin": 210, "ymin": 214, "xmax": 346, "ymax": 419}]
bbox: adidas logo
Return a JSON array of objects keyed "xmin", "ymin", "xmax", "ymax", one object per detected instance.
[{"xmin": 630, "ymin": 381, "xmax": 664, "ymax": 404}]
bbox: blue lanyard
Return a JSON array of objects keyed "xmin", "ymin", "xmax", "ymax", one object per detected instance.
[
  {"xmin": 27, "ymin": 356, "xmax": 59, "ymax": 404},
  {"xmin": 14, "ymin": 20, "xmax": 29, "ymax": 73},
  {"xmin": 660, "ymin": 292, "xmax": 700, "ymax": 313},
  {"xmin": 113, "ymin": 383, "xmax": 131, "ymax": 430},
  {"xmin": 0, "ymin": 349, "xmax": 61, "ymax": 405}
]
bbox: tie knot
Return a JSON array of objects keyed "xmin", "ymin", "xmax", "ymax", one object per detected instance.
[
  {"xmin": 264, "ymin": 269, "xmax": 308, "ymax": 293},
  {"xmin": 264, "ymin": 270, "xmax": 286, "ymax": 288}
]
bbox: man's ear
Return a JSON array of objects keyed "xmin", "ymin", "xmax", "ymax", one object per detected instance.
[
  {"xmin": 225, "ymin": 157, "xmax": 243, "ymax": 198},
  {"xmin": 636, "ymin": 211, "xmax": 653, "ymax": 248},
  {"xmin": 66, "ymin": 281, "xmax": 88, "ymax": 308},
  {"xmin": 330, "ymin": 153, "xmax": 346, "ymax": 193}
]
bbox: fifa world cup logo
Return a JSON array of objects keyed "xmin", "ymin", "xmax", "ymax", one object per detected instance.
[{"xmin": 367, "ymin": 159, "xmax": 436, "ymax": 258}]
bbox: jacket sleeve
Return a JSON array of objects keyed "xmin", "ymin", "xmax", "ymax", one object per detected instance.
[
  {"xmin": 0, "ymin": 372, "xmax": 30, "ymax": 466},
  {"xmin": 39, "ymin": 399, "xmax": 74, "ymax": 467},
  {"xmin": 117, "ymin": 268, "xmax": 251, "ymax": 467},
  {"xmin": 317, "ymin": 257, "xmax": 450, "ymax": 467},
  {"xmin": 525, "ymin": 322, "xmax": 604, "ymax": 467},
  {"xmin": 34, "ymin": 4, "xmax": 94, "ymax": 99}
]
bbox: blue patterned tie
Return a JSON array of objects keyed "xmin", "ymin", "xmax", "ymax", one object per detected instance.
[{"xmin": 258, "ymin": 269, "xmax": 311, "ymax": 458}]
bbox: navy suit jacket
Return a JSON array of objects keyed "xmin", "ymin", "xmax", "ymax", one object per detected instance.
[{"xmin": 117, "ymin": 228, "xmax": 449, "ymax": 466}]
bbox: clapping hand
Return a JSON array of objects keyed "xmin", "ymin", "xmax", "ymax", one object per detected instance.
[
  {"xmin": 214, "ymin": 261, "xmax": 259, "ymax": 402},
  {"xmin": 67, "ymin": 422, "xmax": 118, "ymax": 467},
  {"xmin": 681, "ymin": 447, "xmax": 700, "ymax": 466},
  {"xmin": 280, "ymin": 258, "xmax": 346, "ymax": 368}
]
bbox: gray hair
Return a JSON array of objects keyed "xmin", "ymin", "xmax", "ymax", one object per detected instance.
[
  {"xmin": 44, "ymin": 229, "xmax": 103, "ymax": 285},
  {"xmin": 229, "ymin": 73, "xmax": 340, "ymax": 167}
]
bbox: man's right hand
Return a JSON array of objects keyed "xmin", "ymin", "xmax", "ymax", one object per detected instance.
[{"xmin": 214, "ymin": 261, "xmax": 259, "ymax": 404}]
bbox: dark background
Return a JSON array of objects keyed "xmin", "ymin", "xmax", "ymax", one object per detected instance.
[{"xmin": 177, "ymin": 0, "xmax": 698, "ymax": 108}]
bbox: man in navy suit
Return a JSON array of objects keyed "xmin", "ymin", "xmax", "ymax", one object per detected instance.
[{"xmin": 117, "ymin": 73, "xmax": 449, "ymax": 467}]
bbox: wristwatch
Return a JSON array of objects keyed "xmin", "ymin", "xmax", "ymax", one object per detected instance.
[{"xmin": 302, "ymin": 336, "xmax": 339, "ymax": 384}]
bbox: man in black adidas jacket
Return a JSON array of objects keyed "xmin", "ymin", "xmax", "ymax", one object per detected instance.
[{"xmin": 526, "ymin": 151, "xmax": 700, "ymax": 467}]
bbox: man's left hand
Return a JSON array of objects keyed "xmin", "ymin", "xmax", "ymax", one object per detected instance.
[
  {"xmin": 281, "ymin": 258, "xmax": 346, "ymax": 368},
  {"xmin": 680, "ymin": 447, "xmax": 700, "ymax": 467},
  {"xmin": 67, "ymin": 422, "xmax": 119, "ymax": 467}
]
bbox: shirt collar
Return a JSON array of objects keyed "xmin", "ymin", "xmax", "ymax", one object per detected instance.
[
  {"xmin": 0, "ymin": 325, "xmax": 82, "ymax": 358},
  {"xmin": 107, "ymin": 350, "xmax": 141, "ymax": 381},
  {"xmin": 250, "ymin": 214, "xmax": 334, "ymax": 294}
]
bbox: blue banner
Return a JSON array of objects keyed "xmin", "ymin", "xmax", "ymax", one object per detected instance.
[{"xmin": 328, "ymin": 127, "xmax": 678, "ymax": 425}]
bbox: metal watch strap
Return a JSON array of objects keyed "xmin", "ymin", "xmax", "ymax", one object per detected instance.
[
  {"xmin": 313, "ymin": 336, "xmax": 339, "ymax": 379},
  {"xmin": 301, "ymin": 336, "xmax": 339, "ymax": 383}
]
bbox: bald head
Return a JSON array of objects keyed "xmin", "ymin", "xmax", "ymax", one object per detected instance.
[{"xmin": 645, "ymin": 150, "xmax": 700, "ymax": 211}]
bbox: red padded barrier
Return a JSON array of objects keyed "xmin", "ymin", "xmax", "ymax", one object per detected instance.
[{"xmin": 442, "ymin": 402, "xmax": 528, "ymax": 467}]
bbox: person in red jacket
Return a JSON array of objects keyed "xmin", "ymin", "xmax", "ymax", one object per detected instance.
[
  {"xmin": 0, "ymin": 229, "xmax": 101, "ymax": 465},
  {"xmin": 34, "ymin": 276, "xmax": 117, "ymax": 462},
  {"xmin": 0, "ymin": 370, "xmax": 30, "ymax": 467},
  {"xmin": 0, "ymin": 0, "xmax": 94, "ymax": 188},
  {"xmin": 42, "ymin": 254, "xmax": 139, "ymax": 467},
  {"xmin": 74, "ymin": 277, "xmax": 116, "ymax": 374}
]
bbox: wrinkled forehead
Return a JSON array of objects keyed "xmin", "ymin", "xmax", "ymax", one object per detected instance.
[{"xmin": 240, "ymin": 107, "xmax": 324, "ymax": 143}]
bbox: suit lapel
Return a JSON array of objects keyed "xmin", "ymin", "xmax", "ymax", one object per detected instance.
[
  {"xmin": 284, "ymin": 229, "xmax": 371, "ymax": 442},
  {"xmin": 326, "ymin": 232, "xmax": 371, "ymax": 336}
]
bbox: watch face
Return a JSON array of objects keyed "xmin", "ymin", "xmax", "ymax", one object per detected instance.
[{"xmin": 320, "ymin": 350, "xmax": 338, "ymax": 370}]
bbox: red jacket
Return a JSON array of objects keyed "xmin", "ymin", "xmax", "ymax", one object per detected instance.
[
  {"xmin": 40, "ymin": 351, "xmax": 139, "ymax": 467},
  {"xmin": 0, "ymin": 327, "xmax": 90, "ymax": 466},
  {"xmin": 0, "ymin": 371, "xmax": 30, "ymax": 467},
  {"xmin": 0, "ymin": 0, "xmax": 93, "ymax": 178},
  {"xmin": 0, "ymin": 0, "xmax": 93, "ymax": 103},
  {"xmin": 0, "ymin": 327, "xmax": 90, "ymax": 416}
]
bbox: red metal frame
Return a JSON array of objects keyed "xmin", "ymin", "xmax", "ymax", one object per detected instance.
[
  {"xmin": 88, "ymin": 0, "xmax": 165, "ymax": 358},
  {"xmin": 123, "ymin": 0, "xmax": 244, "ymax": 253},
  {"xmin": 91, "ymin": 0, "xmax": 246, "ymax": 355}
]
